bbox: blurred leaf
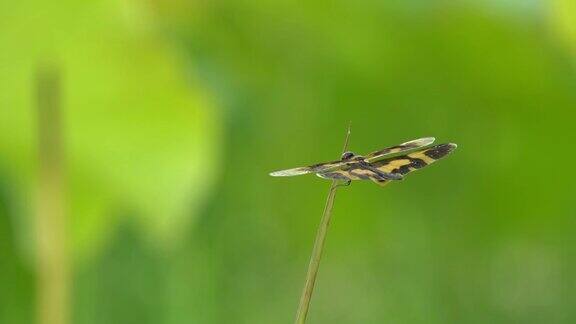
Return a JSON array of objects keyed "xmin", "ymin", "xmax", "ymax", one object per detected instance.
[{"xmin": 0, "ymin": 0, "xmax": 222, "ymax": 261}]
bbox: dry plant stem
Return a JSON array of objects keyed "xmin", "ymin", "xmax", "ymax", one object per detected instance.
[
  {"xmin": 294, "ymin": 124, "xmax": 351, "ymax": 324},
  {"xmin": 36, "ymin": 66, "xmax": 69, "ymax": 324}
]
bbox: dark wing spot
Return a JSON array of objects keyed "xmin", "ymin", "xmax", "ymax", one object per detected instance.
[
  {"xmin": 424, "ymin": 143, "xmax": 457, "ymax": 160},
  {"xmin": 409, "ymin": 158, "xmax": 427, "ymax": 169},
  {"xmin": 394, "ymin": 165, "xmax": 412, "ymax": 175}
]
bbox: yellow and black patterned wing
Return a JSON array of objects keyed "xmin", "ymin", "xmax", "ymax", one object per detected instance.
[
  {"xmin": 317, "ymin": 162, "xmax": 402, "ymax": 181},
  {"xmin": 369, "ymin": 143, "xmax": 457, "ymax": 186},
  {"xmin": 269, "ymin": 160, "xmax": 347, "ymax": 177},
  {"xmin": 364, "ymin": 137, "xmax": 436, "ymax": 163}
]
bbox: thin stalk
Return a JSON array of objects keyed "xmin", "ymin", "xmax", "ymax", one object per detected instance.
[
  {"xmin": 294, "ymin": 123, "xmax": 351, "ymax": 324},
  {"xmin": 35, "ymin": 65, "xmax": 69, "ymax": 324}
]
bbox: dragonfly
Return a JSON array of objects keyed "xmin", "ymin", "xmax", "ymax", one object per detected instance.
[{"xmin": 270, "ymin": 137, "xmax": 457, "ymax": 186}]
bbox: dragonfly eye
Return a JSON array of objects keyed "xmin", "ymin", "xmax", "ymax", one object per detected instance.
[{"xmin": 341, "ymin": 151, "xmax": 355, "ymax": 160}]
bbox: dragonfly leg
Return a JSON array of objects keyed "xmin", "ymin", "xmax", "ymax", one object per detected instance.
[{"xmin": 336, "ymin": 179, "xmax": 351, "ymax": 187}]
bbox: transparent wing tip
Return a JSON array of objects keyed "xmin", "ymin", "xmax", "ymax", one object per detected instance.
[
  {"xmin": 269, "ymin": 167, "xmax": 311, "ymax": 177},
  {"xmin": 403, "ymin": 137, "xmax": 436, "ymax": 146}
]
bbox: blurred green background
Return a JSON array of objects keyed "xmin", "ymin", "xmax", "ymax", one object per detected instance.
[{"xmin": 1, "ymin": 0, "xmax": 576, "ymax": 323}]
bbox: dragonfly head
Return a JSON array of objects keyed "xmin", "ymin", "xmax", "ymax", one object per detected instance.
[
  {"xmin": 341, "ymin": 151, "xmax": 356, "ymax": 160},
  {"xmin": 342, "ymin": 151, "xmax": 363, "ymax": 161}
]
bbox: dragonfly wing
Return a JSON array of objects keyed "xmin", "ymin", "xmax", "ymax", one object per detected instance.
[
  {"xmin": 371, "ymin": 178, "xmax": 391, "ymax": 187},
  {"xmin": 319, "ymin": 161, "xmax": 400, "ymax": 181},
  {"xmin": 269, "ymin": 166, "xmax": 315, "ymax": 177},
  {"xmin": 269, "ymin": 160, "xmax": 346, "ymax": 177},
  {"xmin": 369, "ymin": 143, "xmax": 457, "ymax": 185},
  {"xmin": 365, "ymin": 137, "xmax": 436, "ymax": 163}
]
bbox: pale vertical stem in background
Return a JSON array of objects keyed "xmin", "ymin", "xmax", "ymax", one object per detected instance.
[
  {"xmin": 294, "ymin": 123, "xmax": 351, "ymax": 324},
  {"xmin": 35, "ymin": 66, "xmax": 69, "ymax": 324}
]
